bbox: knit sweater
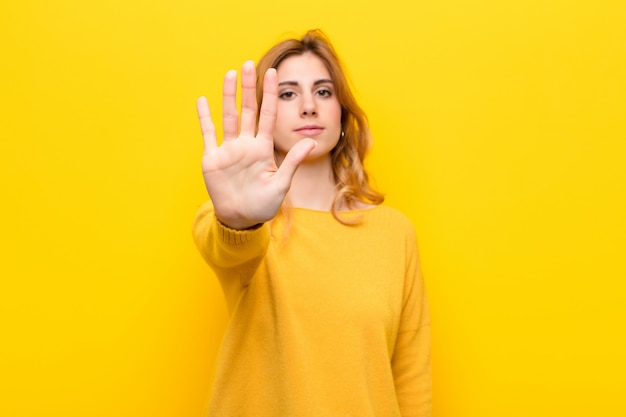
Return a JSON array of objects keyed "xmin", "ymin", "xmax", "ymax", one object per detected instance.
[{"xmin": 193, "ymin": 202, "xmax": 431, "ymax": 417}]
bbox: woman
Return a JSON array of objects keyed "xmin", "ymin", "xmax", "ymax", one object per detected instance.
[{"xmin": 193, "ymin": 29, "xmax": 431, "ymax": 416}]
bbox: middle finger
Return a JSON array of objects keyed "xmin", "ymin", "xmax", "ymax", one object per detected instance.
[
  {"xmin": 239, "ymin": 60, "xmax": 258, "ymax": 138},
  {"xmin": 222, "ymin": 69, "xmax": 238, "ymax": 142}
]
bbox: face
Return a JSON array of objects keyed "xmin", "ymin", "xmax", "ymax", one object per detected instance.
[{"xmin": 273, "ymin": 52, "xmax": 342, "ymax": 160}]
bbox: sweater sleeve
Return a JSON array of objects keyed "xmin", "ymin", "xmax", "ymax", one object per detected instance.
[
  {"xmin": 192, "ymin": 200, "xmax": 271, "ymax": 287},
  {"xmin": 391, "ymin": 226, "xmax": 432, "ymax": 417}
]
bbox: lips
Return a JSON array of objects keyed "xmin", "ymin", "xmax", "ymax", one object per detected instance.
[{"xmin": 295, "ymin": 126, "xmax": 324, "ymax": 136}]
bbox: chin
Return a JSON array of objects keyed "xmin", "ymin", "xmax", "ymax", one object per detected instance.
[{"xmin": 304, "ymin": 146, "xmax": 334, "ymax": 163}]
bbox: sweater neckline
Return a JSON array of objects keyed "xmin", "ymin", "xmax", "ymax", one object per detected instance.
[{"xmin": 291, "ymin": 205, "xmax": 382, "ymax": 215}]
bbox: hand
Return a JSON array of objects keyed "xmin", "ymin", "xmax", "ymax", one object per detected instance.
[{"xmin": 196, "ymin": 61, "xmax": 317, "ymax": 230}]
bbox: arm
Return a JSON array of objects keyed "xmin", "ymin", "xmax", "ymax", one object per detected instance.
[
  {"xmin": 193, "ymin": 62, "xmax": 316, "ymax": 285},
  {"xmin": 192, "ymin": 200, "xmax": 270, "ymax": 280},
  {"xmin": 392, "ymin": 230, "xmax": 432, "ymax": 417}
]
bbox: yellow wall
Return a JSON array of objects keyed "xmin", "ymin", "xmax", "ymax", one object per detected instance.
[{"xmin": 1, "ymin": 0, "xmax": 625, "ymax": 415}]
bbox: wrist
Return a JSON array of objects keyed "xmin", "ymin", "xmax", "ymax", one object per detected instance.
[{"xmin": 216, "ymin": 215, "xmax": 263, "ymax": 231}]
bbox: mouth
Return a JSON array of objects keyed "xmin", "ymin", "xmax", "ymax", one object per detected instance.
[{"xmin": 295, "ymin": 125, "xmax": 324, "ymax": 136}]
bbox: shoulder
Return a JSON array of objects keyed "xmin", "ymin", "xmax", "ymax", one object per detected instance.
[
  {"xmin": 356, "ymin": 205, "xmax": 418, "ymax": 249},
  {"xmin": 364, "ymin": 205, "xmax": 416, "ymax": 232}
]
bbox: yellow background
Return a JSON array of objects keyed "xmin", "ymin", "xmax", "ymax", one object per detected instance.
[{"xmin": 1, "ymin": 0, "xmax": 625, "ymax": 415}]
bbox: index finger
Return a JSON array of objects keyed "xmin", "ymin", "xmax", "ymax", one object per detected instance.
[
  {"xmin": 196, "ymin": 96, "xmax": 217, "ymax": 151},
  {"xmin": 256, "ymin": 68, "xmax": 277, "ymax": 142}
]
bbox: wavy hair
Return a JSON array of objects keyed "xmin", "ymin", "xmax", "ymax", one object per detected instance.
[{"xmin": 256, "ymin": 29, "xmax": 384, "ymax": 224}]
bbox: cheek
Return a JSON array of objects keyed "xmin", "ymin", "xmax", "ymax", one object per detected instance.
[
  {"xmin": 331, "ymin": 105, "xmax": 343, "ymax": 129},
  {"xmin": 330, "ymin": 102, "xmax": 342, "ymax": 123}
]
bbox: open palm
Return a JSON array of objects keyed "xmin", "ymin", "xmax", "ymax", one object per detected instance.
[{"xmin": 197, "ymin": 61, "xmax": 316, "ymax": 230}]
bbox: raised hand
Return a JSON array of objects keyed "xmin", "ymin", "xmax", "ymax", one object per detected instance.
[{"xmin": 197, "ymin": 61, "xmax": 317, "ymax": 230}]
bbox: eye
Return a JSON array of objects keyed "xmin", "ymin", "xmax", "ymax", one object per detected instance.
[
  {"xmin": 316, "ymin": 89, "xmax": 332, "ymax": 98},
  {"xmin": 278, "ymin": 91, "xmax": 296, "ymax": 100}
]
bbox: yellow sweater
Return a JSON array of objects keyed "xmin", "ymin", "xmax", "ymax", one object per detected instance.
[{"xmin": 193, "ymin": 203, "xmax": 431, "ymax": 417}]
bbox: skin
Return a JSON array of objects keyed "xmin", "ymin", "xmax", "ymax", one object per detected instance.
[
  {"xmin": 196, "ymin": 59, "xmax": 325, "ymax": 230},
  {"xmin": 273, "ymin": 53, "xmax": 342, "ymax": 162},
  {"xmin": 273, "ymin": 53, "xmax": 343, "ymax": 212}
]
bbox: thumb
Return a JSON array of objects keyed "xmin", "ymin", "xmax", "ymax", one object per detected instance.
[{"xmin": 274, "ymin": 138, "xmax": 317, "ymax": 189}]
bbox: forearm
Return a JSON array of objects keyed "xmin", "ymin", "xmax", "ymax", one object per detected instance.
[{"xmin": 192, "ymin": 201, "xmax": 270, "ymax": 273}]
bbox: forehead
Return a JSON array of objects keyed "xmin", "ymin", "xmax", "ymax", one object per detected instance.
[{"xmin": 276, "ymin": 53, "xmax": 332, "ymax": 81}]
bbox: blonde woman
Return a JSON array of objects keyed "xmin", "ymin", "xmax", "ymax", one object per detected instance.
[{"xmin": 194, "ymin": 30, "xmax": 431, "ymax": 416}]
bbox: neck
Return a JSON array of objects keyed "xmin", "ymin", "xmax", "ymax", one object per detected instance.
[{"xmin": 279, "ymin": 154, "xmax": 337, "ymax": 211}]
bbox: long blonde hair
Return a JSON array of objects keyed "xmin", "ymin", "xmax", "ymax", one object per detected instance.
[{"xmin": 256, "ymin": 29, "xmax": 384, "ymax": 224}]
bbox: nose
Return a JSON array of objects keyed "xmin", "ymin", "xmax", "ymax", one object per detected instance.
[{"xmin": 301, "ymin": 93, "xmax": 317, "ymax": 116}]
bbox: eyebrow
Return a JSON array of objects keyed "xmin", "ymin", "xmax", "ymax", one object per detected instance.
[{"xmin": 278, "ymin": 79, "xmax": 335, "ymax": 87}]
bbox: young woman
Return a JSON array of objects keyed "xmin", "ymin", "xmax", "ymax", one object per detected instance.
[{"xmin": 193, "ymin": 30, "xmax": 431, "ymax": 416}]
